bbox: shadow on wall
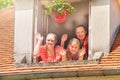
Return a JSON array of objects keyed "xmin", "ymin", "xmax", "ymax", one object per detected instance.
[{"xmin": 111, "ymin": 24, "xmax": 120, "ymax": 51}]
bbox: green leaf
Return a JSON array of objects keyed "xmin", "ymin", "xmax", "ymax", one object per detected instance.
[
  {"xmin": 0, "ymin": 0, "xmax": 14, "ymax": 9},
  {"xmin": 44, "ymin": 0, "xmax": 76, "ymax": 15}
]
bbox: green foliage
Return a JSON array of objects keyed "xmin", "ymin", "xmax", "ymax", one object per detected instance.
[
  {"xmin": 0, "ymin": 0, "xmax": 14, "ymax": 9},
  {"xmin": 45, "ymin": 0, "xmax": 75, "ymax": 15}
]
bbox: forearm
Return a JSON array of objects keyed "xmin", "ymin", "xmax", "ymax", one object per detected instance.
[{"xmin": 33, "ymin": 40, "xmax": 42, "ymax": 56}]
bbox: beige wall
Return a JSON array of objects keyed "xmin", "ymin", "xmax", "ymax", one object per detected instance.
[
  {"xmin": 14, "ymin": 0, "xmax": 34, "ymax": 63},
  {"xmin": 90, "ymin": 0, "xmax": 110, "ymax": 58}
]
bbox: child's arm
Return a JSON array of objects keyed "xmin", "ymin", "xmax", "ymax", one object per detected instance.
[{"xmin": 60, "ymin": 34, "xmax": 68, "ymax": 48}]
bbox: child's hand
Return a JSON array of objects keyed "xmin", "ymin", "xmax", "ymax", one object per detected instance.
[
  {"xmin": 59, "ymin": 48, "xmax": 67, "ymax": 61},
  {"xmin": 60, "ymin": 48, "xmax": 66, "ymax": 56},
  {"xmin": 79, "ymin": 48, "xmax": 86, "ymax": 56}
]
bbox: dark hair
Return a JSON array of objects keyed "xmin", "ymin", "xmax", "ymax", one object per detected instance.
[
  {"xmin": 75, "ymin": 25, "xmax": 88, "ymax": 35},
  {"xmin": 76, "ymin": 25, "xmax": 87, "ymax": 31}
]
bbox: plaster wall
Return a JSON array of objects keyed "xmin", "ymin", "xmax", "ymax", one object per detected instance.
[
  {"xmin": 90, "ymin": 0, "xmax": 110, "ymax": 57},
  {"xmin": 14, "ymin": 0, "xmax": 34, "ymax": 63}
]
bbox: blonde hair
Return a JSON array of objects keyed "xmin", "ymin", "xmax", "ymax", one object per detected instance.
[
  {"xmin": 66, "ymin": 38, "xmax": 81, "ymax": 60},
  {"xmin": 68, "ymin": 38, "xmax": 80, "ymax": 47}
]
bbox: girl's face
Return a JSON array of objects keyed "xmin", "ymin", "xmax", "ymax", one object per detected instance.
[
  {"xmin": 46, "ymin": 34, "xmax": 56, "ymax": 47},
  {"xmin": 68, "ymin": 42, "xmax": 79, "ymax": 55}
]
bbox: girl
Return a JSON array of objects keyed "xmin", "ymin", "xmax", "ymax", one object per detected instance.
[{"xmin": 64, "ymin": 38, "xmax": 85, "ymax": 61}]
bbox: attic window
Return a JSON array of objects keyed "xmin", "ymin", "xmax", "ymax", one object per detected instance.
[{"xmin": 33, "ymin": 0, "xmax": 90, "ymax": 64}]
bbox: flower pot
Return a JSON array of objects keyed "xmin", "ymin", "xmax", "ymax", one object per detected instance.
[{"xmin": 53, "ymin": 10, "xmax": 68, "ymax": 23}]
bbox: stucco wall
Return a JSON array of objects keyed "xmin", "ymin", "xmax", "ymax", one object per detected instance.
[
  {"xmin": 90, "ymin": 0, "xmax": 110, "ymax": 58},
  {"xmin": 14, "ymin": 0, "xmax": 34, "ymax": 63}
]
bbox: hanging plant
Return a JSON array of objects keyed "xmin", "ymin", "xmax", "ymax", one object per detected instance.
[{"xmin": 44, "ymin": 0, "xmax": 76, "ymax": 23}]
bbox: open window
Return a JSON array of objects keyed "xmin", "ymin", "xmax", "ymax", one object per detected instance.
[{"xmin": 33, "ymin": 0, "xmax": 94, "ymax": 65}]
